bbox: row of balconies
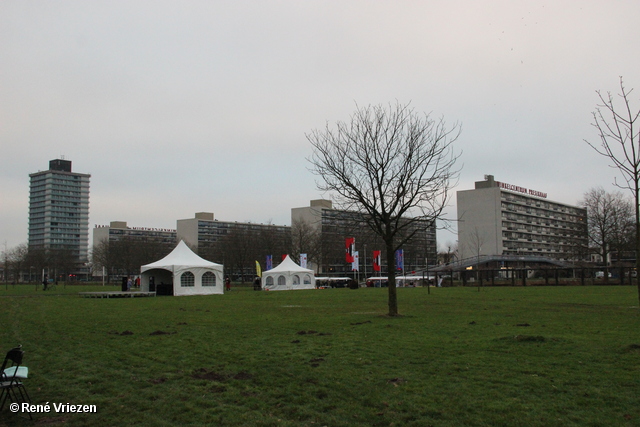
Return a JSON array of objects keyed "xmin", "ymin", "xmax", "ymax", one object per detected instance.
[
  {"xmin": 29, "ymin": 210, "xmax": 90, "ymax": 218},
  {"xmin": 503, "ymin": 222, "xmax": 584, "ymax": 234},
  {"xmin": 501, "ymin": 195, "xmax": 585, "ymax": 215},
  {"xmin": 502, "ymin": 207, "xmax": 581, "ymax": 222},
  {"xmin": 503, "ymin": 236, "xmax": 584, "ymax": 246},
  {"xmin": 30, "ymin": 182, "xmax": 89, "ymax": 191}
]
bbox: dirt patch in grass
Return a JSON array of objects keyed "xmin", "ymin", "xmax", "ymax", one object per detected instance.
[
  {"xmin": 496, "ymin": 335, "xmax": 546, "ymax": 342},
  {"xmin": 209, "ymin": 385, "xmax": 226, "ymax": 393},
  {"xmin": 191, "ymin": 368, "xmax": 254, "ymax": 382},
  {"xmin": 296, "ymin": 330, "xmax": 331, "ymax": 336},
  {"xmin": 149, "ymin": 330, "xmax": 176, "ymax": 336},
  {"xmin": 514, "ymin": 335, "xmax": 545, "ymax": 342},
  {"xmin": 109, "ymin": 330, "xmax": 134, "ymax": 336},
  {"xmin": 192, "ymin": 368, "xmax": 228, "ymax": 381},
  {"xmin": 233, "ymin": 371, "xmax": 254, "ymax": 380},
  {"xmin": 624, "ymin": 343, "xmax": 640, "ymax": 352},
  {"xmin": 309, "ymin": 357, "xmax": 326, "ymax": 368}
]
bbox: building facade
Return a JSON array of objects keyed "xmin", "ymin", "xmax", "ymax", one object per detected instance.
[
  {"xmin": 92, "ymin": 221, "xmax": 177, "ymax": 278},
  {"xmin": 177, "ymin": 212, "xmax": 291, "ymax": 278},
  {"xmin": 93, "ymin": 221, "xmax": 177, "ymax": 246},
  {"xmin": 29, "ymin": 159, "xmax": 91, "ymax": 264},
  {"xmin": 457, "ymin": 175, "xmax": 588, "ymax": 261},
  {"xmin": 292, "ymin": 200, "xmax": 437, "ymax": 275}
]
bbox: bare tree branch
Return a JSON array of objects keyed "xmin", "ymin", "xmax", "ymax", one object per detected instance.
[
  {"xmin": 307, "ymin": 101, "xmax": 461, "ymax": 316},
  {"xmin": 585, "ymin": 77, "xmax": 640, "ymax": 304}
]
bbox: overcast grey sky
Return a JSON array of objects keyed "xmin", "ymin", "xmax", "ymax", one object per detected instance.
[{"xmin": 2, "ymin": 1, "xmax": 640, "ymax": 251}]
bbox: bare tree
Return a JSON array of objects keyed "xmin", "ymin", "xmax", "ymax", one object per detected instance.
[
  {"xmin": 585, "ymin": 77, "xmax": 640, "ymax": 302},
  {"xmin": 290, "ymin": 218, "xmax": 321, "ymax": 270},
  {"xmin": 92, "ymin": 238, "xmax": 173, "ymax": 281},
  {"xmin": 609, "ymin": 197, "xmax": 636, "ymax": 261},
  {"xmin": 91, "ymin": 239, "xmax": 112, "ymax": 282},
  {"xmin": 308, "ymin": 102, "xmax": 461, "ymax": 316},
  {"xmin": 466, "ymin": 227, "xmax": 486, "ymax": 283},
  {"xmin": 2, "ymin": 243, "xmax": 29, "ymax": 283},
  {"xmin": 581, "ymin": 187, "xmax": 634, "ymax": 275},
  {"xmin": 438, "ymin": 241, "xmax": 458, "ymax": 265}
]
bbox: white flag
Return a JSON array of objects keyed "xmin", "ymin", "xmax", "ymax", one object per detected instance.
[{"xmin": 352, "ymin": 251, "xmax": 359, "ymax": 271}]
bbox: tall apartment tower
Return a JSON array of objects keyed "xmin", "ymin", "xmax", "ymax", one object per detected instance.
[{"xmin": 29, "ymin": 159, "xmax": 91, "ymax": 263}]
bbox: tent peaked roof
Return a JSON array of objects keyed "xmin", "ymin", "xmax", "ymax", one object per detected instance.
[
  {"xmin": 267, "ymin": 255, "xmax": 313, "ymax": 273},
  {"xmin": 141, "ymin": 240, "xmax": 221, "ymax": 271}
]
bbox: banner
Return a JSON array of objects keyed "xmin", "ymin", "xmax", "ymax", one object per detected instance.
[
  {"xmin": 352, "ymin": 251, "xmax": 359, "ymax": 271},
  {"xmin": 395, "ymin": 249, "xmax": 404, "ymax": 271},
  {"xmin": 345, "ymin": 237, "xmax": 355, "ymax": 263},
  {"xmin": 300, "ymin": 253, "xmax": 307, "ymax": 269},
  {"xmin": 266, "ymin": 255, "xmax": 273, "ymax": 271},
  {"xmin": 373, "ymin": 250, "xmax": 381, "ymax": 272},
  {"xmin": 282, "ymin": 254, "xmax": 288, "ymax": 261}
]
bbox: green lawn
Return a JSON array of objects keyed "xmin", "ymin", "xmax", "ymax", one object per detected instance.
[{"xmin": 1, "ymin": 284, "xmax": 639, "ymax": 426}]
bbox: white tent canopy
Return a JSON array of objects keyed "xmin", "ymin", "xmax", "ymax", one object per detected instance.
[
  {"xmin": 140, "ymin": 240, "xmax": 224, "ymax": 296},
  {"xmin": 262, "ymin": 255, "xmax": 315, "ymax": 291}
]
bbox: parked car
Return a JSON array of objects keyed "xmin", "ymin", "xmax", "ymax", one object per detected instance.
[{"xmin": 595, "ymin": 271, "xmax": 612, "ymax": 278}]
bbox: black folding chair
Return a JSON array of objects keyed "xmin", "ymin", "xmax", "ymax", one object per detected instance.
[{"xmin": 0, "ymin": 346, "xmax": 31, "ymax": 419}]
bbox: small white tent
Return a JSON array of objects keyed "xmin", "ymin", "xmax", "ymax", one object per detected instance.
[
  {"xmin": 262, "ymin": 255, "xmax": 315, "ymax": 291},
  {"xmin": 140, "ymin": 240, "xmax": 224, "ymax": 296}
]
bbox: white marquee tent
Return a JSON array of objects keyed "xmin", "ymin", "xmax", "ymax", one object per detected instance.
[
  {"xmin": 262, "ymin": 255, "xmax": 315, "ymax": 291},
  {"xmin": 140, "ymin": 240, "xmax": 224, "ymax": 296}
]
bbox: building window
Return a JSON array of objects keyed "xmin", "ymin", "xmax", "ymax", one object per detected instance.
[
  {"xmin": 202, "ymin": 272, "xmax": 216, "ymax": 286},
  {"xmin": 181, "ymin": 271, "xmax": 195, "ymax": 287}
]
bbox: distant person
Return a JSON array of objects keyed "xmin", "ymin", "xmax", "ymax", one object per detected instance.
[
  {"xmin": 225, "ymin": 277, "xmax": 231, "ymax": 291},
  {"xmin": 253, "ymin": 276, "xmax": 261, "ymax": 291},
  {"xmin": 127, "ymin": 277, "xmax": 132, "ymax": 291},
  {"xmin": 42, "ymin": 274, "xmax": 48, "ymax": 291}
]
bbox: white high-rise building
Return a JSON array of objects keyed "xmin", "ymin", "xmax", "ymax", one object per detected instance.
[
  {"xmin": 457, "ymin": 175, "xmax": 588, "ymax": 261},
  {"xmin": 29, "ymin": 159, "xmax": 91, "ymax": 263}
]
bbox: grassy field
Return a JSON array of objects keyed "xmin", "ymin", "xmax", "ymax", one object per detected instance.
[{"xmin": 0, "ymin": 284, "xmax": 639, "ymax": 426}]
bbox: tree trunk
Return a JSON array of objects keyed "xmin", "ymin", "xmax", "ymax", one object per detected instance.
[
  {"xmin": 636, "ymin": 180, "xmax": 640, "ymax": 306},
  {"xmin": 386, "ymin": 242, "xmax": 398, "ymax": 316}
]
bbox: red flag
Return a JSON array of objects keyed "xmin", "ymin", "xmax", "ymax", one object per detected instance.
[
  {"xmin": 345, "ymin": 237, "xmax": 355, "ymax": 263},
  {"xmin": 282, "ymin": 254, "xmax": 288, "ymax": 261},
  {"xmin": 373, "ymin": 250, "xmax": 381, "ymax": 272}
]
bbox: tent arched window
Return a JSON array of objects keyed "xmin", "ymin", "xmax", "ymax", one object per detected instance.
[
  {"xmin": 303, "ymin": 274, "xmax": 311, "ymax": 284},
  {"xmin": 202, "ymin": 272, "xmax": 216, "ymax": 286},
  {"xmin": 265, "ymin": 276, "xmax": 274, "ymax": 286},
  {"xmin": 277, "ymin": 275, "xmax": 286, "ymax": 286},
  {"xmin": 293, "ymin": 275, "xmax": 300, "ymax": 285},
  {"xmin": 181, "ymin": 271, "xmax": 195, "ymax": 287}
]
